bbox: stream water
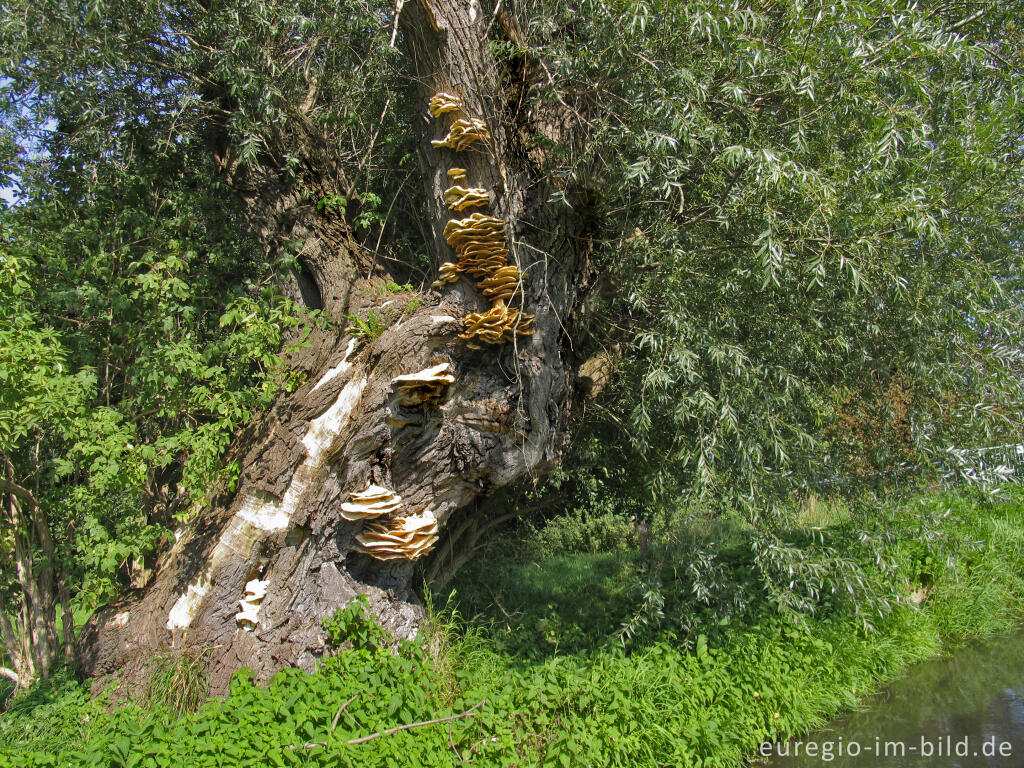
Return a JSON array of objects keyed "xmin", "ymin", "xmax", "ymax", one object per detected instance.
[{"xmin": 762, "ymin": 631, "xmax": 1024, "ymax": 767}]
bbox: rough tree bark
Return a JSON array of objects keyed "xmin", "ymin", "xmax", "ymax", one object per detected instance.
[{"xmin": 78, "ymin": 0, "xmax": 593, "ymax": 696}]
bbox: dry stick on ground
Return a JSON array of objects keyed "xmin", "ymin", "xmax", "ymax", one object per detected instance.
[
  {"xmin": 286, "ymin": 699, "xmax": 487, "ymax": 750},
  {"xmin": 347, "ymin": 699, "xmax": 487, "ymax": 745},
  {"xmin": 332, "ymin": 693, "xmax": 361, "ymax": 731},
  {"xmin": 448, "ymin": 720, "xmax": 466, "ymax": 762}
]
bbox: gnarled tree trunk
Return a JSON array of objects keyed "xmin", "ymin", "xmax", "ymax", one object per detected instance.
[{"xmin": 78, "ymin": 0, "xmax": 592, "ymax": 696}]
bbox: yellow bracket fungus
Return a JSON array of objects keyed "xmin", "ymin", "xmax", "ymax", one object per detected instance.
[
  {"xmin": 429, "ymin": 92, "xmax": 464, "ymax": 117},
  {"xmin": 444, "ymin": 185, "xmax": 490, "ymax": 211},
  {"xmin": 447, "ymin": 168, "xmax": 468, "ymax": 183},
  {"xmin": 430, "ymin": 261, "xmax": 462, "ymax": 289},
  {"xmin": 391, "ymin": 362, "xmax": 456, "ymax": 407},
  {"xmin": 459, "ymin": 304, "xmax": 535, "ymax": 345},
  {"xmin": 340, "ymin": 484, "xmax": 402, "ymax": 521},
  {"xmin": 459, "ymin": 254, "xmax": 508, "ymax": 278},
  {"xmin": 443, "ymin": 213, "xmax": 505, "ymax": 246},
  {"xmin": 478, "ymin": 265, "xmax": 524, "ymax": 303},
  {"xmin": 356, "ymin": 512, "xmax": 439, "ymax": 561},
  {"xmin": 443, "ymin": 213, "xmax": 509, "ymax": 276},
  {"xmin": 431, "ymin": 118, "xmax": 491, "ymax": 151}
]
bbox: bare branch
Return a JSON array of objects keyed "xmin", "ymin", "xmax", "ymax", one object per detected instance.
[
  {"xmin": 948, "ymin": 8, "xmax": 987, "ymax": 32},
  {"xmin": 331, "ymin": 693, "xmax": 360, "ymax": 731},
  {"xmin": 0, "ymin": 477, "xmax": 40, "ymax": 510},
  {"xmin": 347, "ymin": 699, "xmax": 486, "ymax": 745},
  {"xmin": 285, "ymin": 699, "xmax": 487, "ymax": 752}
]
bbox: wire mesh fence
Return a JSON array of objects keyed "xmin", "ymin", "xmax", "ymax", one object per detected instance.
[{"xmin": 793, "ymin": 443, "xmax": 1024, "ymax": 501}]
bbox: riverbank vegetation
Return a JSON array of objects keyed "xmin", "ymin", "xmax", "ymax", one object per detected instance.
[
  {"xmin": 3, "ymin": 486, "xmax": 1023, "ymax": 767},
  {"xmin": 2, "ymin": 0, "xmax": 1023, "ymax": 764}
]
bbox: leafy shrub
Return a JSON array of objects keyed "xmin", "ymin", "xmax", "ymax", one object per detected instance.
[
  {"xmin": 528, "ymin": 508, "xmax": 637, "ymax": 557},
  {"xmin": 4, "ymin": 489, "xmax": 1024, "ymax": 768}
]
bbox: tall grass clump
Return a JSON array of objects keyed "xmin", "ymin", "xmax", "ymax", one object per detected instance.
[{"xmin": 145, "ymin": 648, "xmax": 212, "ymax": 716}]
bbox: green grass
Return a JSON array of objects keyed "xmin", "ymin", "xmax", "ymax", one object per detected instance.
[{"xmin": 2, "ymin": 488, "xmax": 1024, "ymax": 767}]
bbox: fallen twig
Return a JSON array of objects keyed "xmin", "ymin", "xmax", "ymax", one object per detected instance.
[
  {"xmin": 284, "ymin": 698, "xmax": 486, "ymax": 751},
  {"xmin": 332, "ymin": 694, "xmax": 360, "ymax": 731},
  {"xmin": 347, "ymin": 699, "xmax": 487, "ymax": 745}
]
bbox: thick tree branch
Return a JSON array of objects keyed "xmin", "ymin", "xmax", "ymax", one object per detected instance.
[{"xmin": 0, "ymin": 477, "xmax": 40, "ymax": 511}]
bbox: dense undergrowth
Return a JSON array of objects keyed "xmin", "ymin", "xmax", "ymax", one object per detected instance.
[{"xmin": 2, "ymin": 487, "xmax": 1024, "ymax": 767}]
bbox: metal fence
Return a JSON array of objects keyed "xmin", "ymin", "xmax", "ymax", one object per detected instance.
[{"xmin": 794, "ymin": 443, "xmax": 1024, "ymax": 498}]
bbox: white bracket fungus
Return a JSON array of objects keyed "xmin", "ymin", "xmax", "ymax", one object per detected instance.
[
  {"xmin": 340, "ymin": 484, "xmax": 403, "ymax": 521},
  {"xmin": 355, "ymin": 511, "xmax": 439, "ymax": 561},
  {"xmin": 391, "ymin": 362, "xmax": 456, "ymax": 407},
  {"xmin": 235, "ymin": 578, "xmax": 269, "ymax": 629}
]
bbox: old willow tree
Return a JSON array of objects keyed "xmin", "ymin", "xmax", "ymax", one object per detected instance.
[{"xmin": 1, "ymin": 0, "xmax": 1022, "ymax": 691}]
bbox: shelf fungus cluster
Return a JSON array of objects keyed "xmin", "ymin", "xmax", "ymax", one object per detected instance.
[
  {"xmin": 340, "ymin": 485, "xmax": 402, "ymax": 521},
  {"xmin": 435, "ymin": 261, "xmax": 461, "ymax": 286},
  {"xmin": 443, "ymin": 213, "xmax": 508, "ymax": 276},
  {"xmin": 478, "ymin": 265, "xmax": 524, "ymax": 303},
  {"xmin": 356, "ymin": 512, "xmax": 439, "ymax": 561},
  {"xmin": 391, "ymin": 362, "xmax": 456, "ymax": 407},
  {"xmin": 431, "ymin": 118, "xmax": 491, "ymax": 151},
  {"xmin": 428, "ymin": 92, "xmax": 463, "ymax": 118},
  {"xmin": 428, "ymin": 91, "xmax": 533, "ymax": 346},
  {"xmin": 343, "ymin": 485, "xmax": 439, "ymax": 561},
  {"xmin": 444, "ymin": 185, "xmax": 490, "ymax": 211},
  {"xmin": 235, "ymin": 578, "xmax": 268, "ymax": 629},
  {"xmin": 459, "ymin": 304, "xmax": 534, "ymax": 345}
]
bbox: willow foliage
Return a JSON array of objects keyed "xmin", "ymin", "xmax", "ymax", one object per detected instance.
[{"xmin": 516, "ymin": 0, "xmax": 1024, "ymax": 507}]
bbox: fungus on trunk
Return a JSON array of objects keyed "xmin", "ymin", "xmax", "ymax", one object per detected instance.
[
  {"xmin": 356, "ymin": 512, "xmax": 439, "ymax": 560},
  {"xmin": 340, "ymin": 485, "xmax": 403, "ymax": 521},
  {"xmin": 442, "ymin": 213, "xmax": 509, "ymax": 276},
  {"xmin": 432, "ymin": 262, "xmax": 461, "ymax": 287},
  {"xmin": 428, "ymin": 92, "xmax": 464, "ymax": 117},
  {"xmin": 391, "ymin": 362, "xmax": 456, "ymax": 407},
  {"xmin": 478, "ymin": 265, "xmax": 525, "ymax": 303},
  {"xmin": 443, "ymin": 185, "xmax": 491, "ymax": 211},
  {"xmin": 459, "ymin": 304, "xmax": 535, "ymax": 346},
  {"xmin": 431, "ymin": 118, "xmax": 491, "ymax": 150},
  {"xmin": 234, "ymin": 579, "xmax": 268, "ymax": 629}
]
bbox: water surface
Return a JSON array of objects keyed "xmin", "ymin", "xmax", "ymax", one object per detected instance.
[{"xmin": 763, "ymin": 631, "xmax": 1024, "ymax": 767}]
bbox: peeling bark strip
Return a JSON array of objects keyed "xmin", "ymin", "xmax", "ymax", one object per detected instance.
[{"xmin": 78, "ymin": 0, "xmax": 591, "ymax": 697}]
